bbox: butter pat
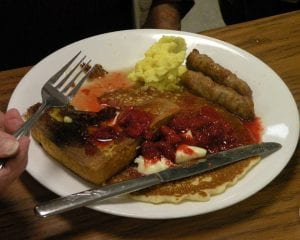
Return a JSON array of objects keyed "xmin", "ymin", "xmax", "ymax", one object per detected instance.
[
  {"xmin": 49, "ymin": 108, "xmax": 63, "ymax": 122},
  {"xmin": 134, "ymin": 144, "xmax": 207, "ymax": 175},
  {"xmin": 128, "ymin": 36, "xmax": 187, "ymax": 91},
  {"xmin": 63, "ymin": 116, "xmax": 73, "ymax": 123},
  {"xmin": 134, "ymin": 156, "xmax": 173, "ymax": 175},
  {"xmin": 175, "ymin": 145, "xmax": 207, "ymax": 163}
]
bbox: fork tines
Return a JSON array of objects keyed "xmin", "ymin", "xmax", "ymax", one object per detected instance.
[{"xmin": 51, "ymin": 51, "xmax": 93, "ymax": 99}]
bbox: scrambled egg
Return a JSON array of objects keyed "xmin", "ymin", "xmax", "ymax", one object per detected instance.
[{"xmin": 128, "ymin": 36, "xmax": 187, "ymax": 91}]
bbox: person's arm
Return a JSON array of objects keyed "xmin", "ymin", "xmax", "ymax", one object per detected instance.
[
  {"xmin": 0, "ymin": 109, "xmax": 30, "ymax": 193},
  {"xmin": 143, "ymin": 0, "xmax": 194, "ymax": 30}
]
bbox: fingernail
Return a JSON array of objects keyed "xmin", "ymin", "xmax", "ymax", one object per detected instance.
[{"xmin": 3, "ymin": 139, "xmax": 19, "ymax": 157}]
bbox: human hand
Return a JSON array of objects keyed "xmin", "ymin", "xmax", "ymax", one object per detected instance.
[{"xmin": 0, "ymin": 109, "xmax": 30, "ymax": 193}]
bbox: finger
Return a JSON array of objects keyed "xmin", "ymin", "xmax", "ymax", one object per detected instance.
[
  {"xmin": 4, "ymin": 108, "xmax": 24, "ymax": 134},
  {"xmin": 0, "ymin": 136, "xmax": 30, "ymax": 193},
  {"xmin": 0, "ymin": 111, "xmax": 4, "ymax": 130},
  {"xmin": 5, "ymin": 136, "xmax": 30, "ymax": 175},
  {"xmin": 0, "ymin": 131, "xmax": 19, "ymax": 158}
]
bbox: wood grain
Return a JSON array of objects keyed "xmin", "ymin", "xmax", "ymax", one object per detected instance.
[
  {"xmin": 0, "ymin": 11, "xmax": 299, "ymax": 240},
  {"xmin": 0, "ymin": 67, "xmax": 31, "ymax": 112}
]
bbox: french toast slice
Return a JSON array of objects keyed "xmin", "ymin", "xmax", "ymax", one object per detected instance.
[{"xmin": 27, "ymin": 104, "xmax": 139, "ymax": 185}]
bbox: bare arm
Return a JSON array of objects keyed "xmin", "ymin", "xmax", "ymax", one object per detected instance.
[{"xmin": 143, "ymin": 0, "xmax": 194, "ymax": 30}]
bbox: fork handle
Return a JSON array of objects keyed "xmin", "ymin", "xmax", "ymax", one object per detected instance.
[{"xmin": 14, "ymin": 102, "xmax": 49, "ymax": 139}]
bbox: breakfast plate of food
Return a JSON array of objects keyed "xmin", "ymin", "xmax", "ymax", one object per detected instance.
[{"xmin": 8, "ymin": 29, "xmax": 299, "ymax": 219}]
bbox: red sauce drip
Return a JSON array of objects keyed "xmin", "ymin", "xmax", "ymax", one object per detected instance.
[
  {"xmin": 84, "ymin": 106, "xmax": 154, "ymax": 154},
  {"xmin": 177, "ymin": 144, "xmax": 194, "ymax": 155},
  {"xmin": 243, "ymin": 117, "xmax": 263, "ymax": 143},
  {"xmin": 71, "ymin": 72, "xmax": 133, "ymax": 112},
  {"xmin": 117, "ymin": 107, "xmax": 153, "ymax": 139},
  {"xmin": 160, "ymin": 126, "xmax": 182, "ymax": 144},
  {"xmin": 81, "ymin": 107, "xmax": 119, "ymax": 154},
  {"xmin": 143, "ymin": 157, "xmax": 173, "ymax": 167},
  {"xmin": 142, "ymin": 141, "xmax": 176, "ymax": 161},
  {"xmin": 84, "ymin": 142, "xmax": 98, "ymax": 156},
  {"xmin": 144, "ymin": 157, "xmax": 162, "ymax": 166},
  {"xmin": 81, "ymin": 89, "xmax": 90, "ymax": 95},
  {"xmin": 88, "ymin": 125, "xmax": 119, "ymax": 142},
  {"xmin": 127, "ymin": 167, "xmax": 143, "ymax": 178}
]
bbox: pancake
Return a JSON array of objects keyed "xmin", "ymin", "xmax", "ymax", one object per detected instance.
[
  {"xmin": 108, "ymin": 155, "xmax": 260, "ymax": 203},
  {"xmin": 131, "ymin": 156, "xmax": 260, "ymax": 203}
]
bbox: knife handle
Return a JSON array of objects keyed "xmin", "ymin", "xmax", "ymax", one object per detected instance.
[{"xmin": 35, "ymin": 174, "xmax": 160, "ymax": 217}]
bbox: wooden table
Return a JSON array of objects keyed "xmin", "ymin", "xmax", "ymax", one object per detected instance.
[{"xmin": 0, "ymin": 11, "xmax": 299, "ymax": 240}]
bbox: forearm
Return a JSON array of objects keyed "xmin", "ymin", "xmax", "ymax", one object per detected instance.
[{"xmin": 143, "ymin": 0, "xmax": 185, "ymax": 30}]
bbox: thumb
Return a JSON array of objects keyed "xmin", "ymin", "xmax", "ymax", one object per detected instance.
[{"xmin": 0, "ymin": 132, "xmax": 19, "ymax": 158}]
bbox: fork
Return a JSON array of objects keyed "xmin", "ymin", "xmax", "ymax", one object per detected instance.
[{"xmin": 0, "ymin": 51, "xmax": 94, "ymax": 169}]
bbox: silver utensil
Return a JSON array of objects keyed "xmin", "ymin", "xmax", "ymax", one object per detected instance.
[
  {"xmin": 0, "ymin": 52, "xmax": 93, "ymax": 169},
  {"xmin": 35, "ymin": 142, "xmax": 281, "ymax": 217}
]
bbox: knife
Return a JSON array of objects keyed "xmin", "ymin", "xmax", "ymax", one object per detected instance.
[{"xmin": 35, "ymin": 142, "xmax": 281, "ymax": 217}]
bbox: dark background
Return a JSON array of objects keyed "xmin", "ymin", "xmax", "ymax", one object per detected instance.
[
  {"xmin": 0, "ymin": 0, "xmax": 133, "ymax": 70},
  {"xmin": 0, "ymin": 0, "xmax": 299, "ymax": 70},
  {"xmin": 219, "ymin": 0, "xmax": 300, "ymax": 24}
]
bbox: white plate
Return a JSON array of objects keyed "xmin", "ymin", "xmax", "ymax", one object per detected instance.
[{"xmin": 8, "ymin": 29, "xmax": 299, "ymax": 219}]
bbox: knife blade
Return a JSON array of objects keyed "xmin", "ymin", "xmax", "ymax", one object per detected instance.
[{"xmin": 35, "ymin": 142, "xmax": 281, "ymax": 217}]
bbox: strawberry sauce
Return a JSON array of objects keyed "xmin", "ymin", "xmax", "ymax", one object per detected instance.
[
  {"xmin": 71, "ymin": 71, "xmax": 262, "ymax": 158},
  {"xmin": 140, "ymin": 106, "xmax": 262, "ymax": 161},
  {"xmin": 71, "ymin": 72, "xmax": 133, "ymax": 112}
]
